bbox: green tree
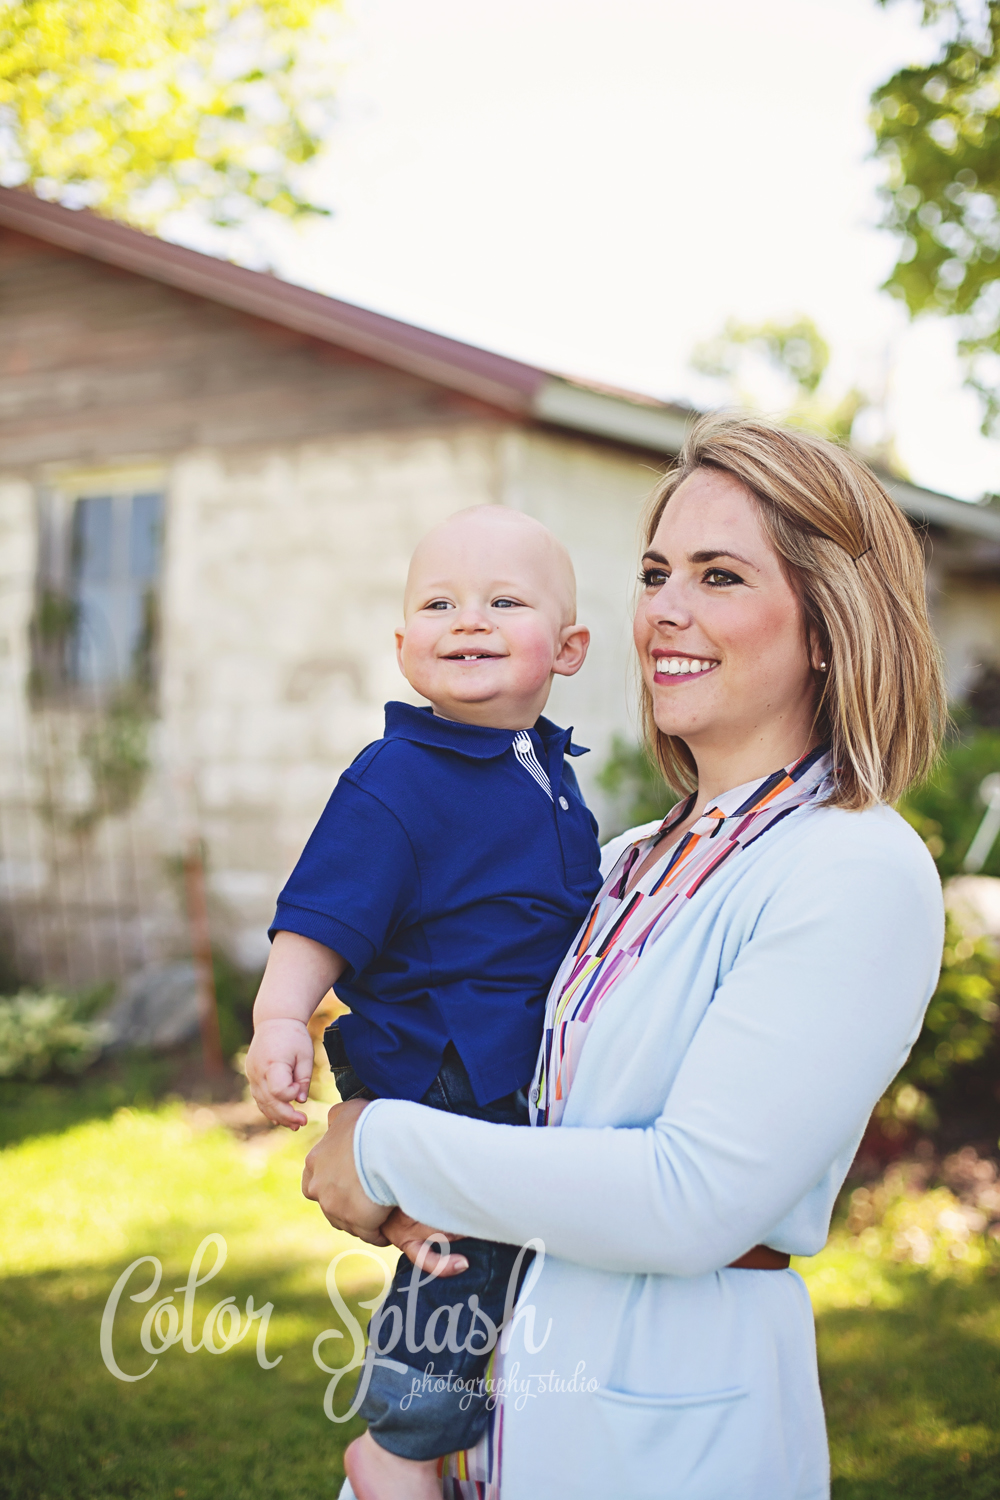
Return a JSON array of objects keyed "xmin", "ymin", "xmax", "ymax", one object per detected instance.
[
  {"xmin": 693, "ymin": 315, "xmax": 831, "ymax": 397},
  {"xmin": 691, "ymin": 314, "xmax": 875, "ymax": 449},
  {"xmin": 0, "ymin": 0, "xmax": 338, "ymax": 229},
  {"xmin": 873, "ymin": 1, "xmax": 1000, "ymax": 432}
]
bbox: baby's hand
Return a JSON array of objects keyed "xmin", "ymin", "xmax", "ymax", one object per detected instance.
[{"xmin": 246, "ymin": 1018, "xmax": 315, "ymax": 1129}]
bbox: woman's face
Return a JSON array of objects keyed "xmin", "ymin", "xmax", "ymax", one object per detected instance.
[{"xmin": 634, "ymin": 467, "xmax": 819, "ymax": 769}]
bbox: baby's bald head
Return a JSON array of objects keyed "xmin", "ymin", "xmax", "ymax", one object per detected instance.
[
  {"xmin": 397, "ymin": 506, "xmax": 588, "ymax": 729},
  {"xmin": 404, "ymin": 506, "xmax": 577, "ymax": 625}
]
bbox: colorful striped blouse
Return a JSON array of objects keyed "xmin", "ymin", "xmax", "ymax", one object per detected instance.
[{"xmin": 530, "ymin": 742, "xmax": 834, "ymax": 1127}]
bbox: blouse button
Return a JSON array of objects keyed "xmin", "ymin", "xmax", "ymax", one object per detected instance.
[{"xmin": 558, "ymin": 795, "xmax": 569, "ymax": 810}]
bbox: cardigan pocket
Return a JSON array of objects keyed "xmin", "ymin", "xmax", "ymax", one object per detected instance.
[
  {"xmin": 595, "ymin": 1384, "xmax": 746, "ymax": 1409},
  {"xmin": 576, "ymin": 1384, "xmax": 749, "ymax": 1498}
]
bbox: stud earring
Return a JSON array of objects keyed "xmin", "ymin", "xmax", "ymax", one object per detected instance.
[{"xmin": 819, "ymin": 661, "xmax": 828, "ymax": 671}]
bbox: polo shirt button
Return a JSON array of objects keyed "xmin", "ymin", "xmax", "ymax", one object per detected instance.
[
  {"xmin": 530, "ymin": 1086, "xmax": 539, "ymax": 1103},
  {"xmin": 558, "ymin": 795, "xmax": 569, "ymax": 810}
]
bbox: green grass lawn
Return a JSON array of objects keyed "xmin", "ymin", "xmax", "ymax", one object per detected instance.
[
  {"xmin": 0, "ymin": 1094, "xmax": 392, "ymax": 1500},
  {"xmin": 1, "ymin": 1089, "xmax": 999, "ymax": 1499}
]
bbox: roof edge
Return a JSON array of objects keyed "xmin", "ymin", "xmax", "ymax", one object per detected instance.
[
  {"xmin": 882, "ymin": 476, "xmax": 1000, "ymax": 543},
  {"xmin": 532, "ymin": 377, "xmax": 693, "ymax": 453},
  {"xmin": 2, "ymin": 190, "xmax": 996, "ymax": 543},
  {"xmin": 0, "ymin": 187, "xmax": 544, "ymax": 413}
]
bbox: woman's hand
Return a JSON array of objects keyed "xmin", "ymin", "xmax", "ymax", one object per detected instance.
[
  {"xmin": 301, "ymin": 1100, "xmax": 392, "ymax": 1245},
  {"xmin": 380, "ymin": 1208, "xmax": 470, "ymax": 1278},
  {"xmin": 301, "ymin": 1102, "xmax": 470, "ymax": 1274}
]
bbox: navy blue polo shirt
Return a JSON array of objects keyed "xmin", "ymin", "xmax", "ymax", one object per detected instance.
[{"xmin": 270, "ymin": 701, "xmax": 602, "ymax": 1105}]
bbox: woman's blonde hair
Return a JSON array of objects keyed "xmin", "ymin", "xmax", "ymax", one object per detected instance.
[{"xmin": 639, "ymin": 412, "xmax": 947, "ymax": 811}]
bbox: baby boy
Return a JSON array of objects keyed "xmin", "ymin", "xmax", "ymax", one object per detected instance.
[{"xmin": 246, "ymin": 505, "xmax": 602, "ymax": 1499}]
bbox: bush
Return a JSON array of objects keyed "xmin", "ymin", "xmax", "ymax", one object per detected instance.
[
  {"xmin": 212, "ymin": 952, "xmax": 261, "ymax": 1059},
  {"xmin": 595, "ymin": 735, "xmax": 676, "ymax": 836},
  {"xmin": 841, "ymin": 1159, "xmax": 1000, "ymax": 1276},
  {"xmin": 903, "ymin": 914, "xmax": 1000, "ymax": 1089},
  {"xmin": 898, "ymin": 726, "xmax": 1000, "ymax": 878},
  {"xmin": 0, "ymin": 993, "xmax": 108, "ymax": 1081}
]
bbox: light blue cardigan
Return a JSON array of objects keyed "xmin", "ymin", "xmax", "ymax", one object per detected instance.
[{"xmin": 353, "ymin": 802, "xmax": 944, "ymax": 1500}]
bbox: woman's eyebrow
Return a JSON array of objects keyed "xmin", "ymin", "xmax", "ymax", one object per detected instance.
[
  {"xmin": 641, "ymin": 547, "xmax": 757, "ymax": 569},
  {"xmin": 689, "ymin": 548, "xmax": 756, "ymax": 569}
]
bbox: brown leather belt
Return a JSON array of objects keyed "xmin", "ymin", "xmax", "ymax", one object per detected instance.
[{"xmin": 727, "ymin": 1245, "xmax": 790, "ymax": 1270}]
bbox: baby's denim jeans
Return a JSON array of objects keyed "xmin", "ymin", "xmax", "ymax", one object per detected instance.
[{"xmin": 324, "ymin": 1025, "xmax": 531, "ymax": 1460}]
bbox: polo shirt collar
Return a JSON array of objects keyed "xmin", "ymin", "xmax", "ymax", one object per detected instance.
[{"xmin": 384, "ymin": 701, "xmax": 589, "ymax": 760}]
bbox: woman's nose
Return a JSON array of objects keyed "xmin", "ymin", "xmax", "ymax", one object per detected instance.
[{"xmin": 643, "ymin": 582, "xmax": 690, "ymax": 629}]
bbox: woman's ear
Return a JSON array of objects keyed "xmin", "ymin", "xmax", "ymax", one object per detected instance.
[{"xmin": 807, "ymin": 625, "xmax": 828, "ymax": 674}]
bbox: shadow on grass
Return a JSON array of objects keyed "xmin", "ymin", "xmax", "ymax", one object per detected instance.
[
  {"xmin": 821, "ymin": 1268, "xmax": 1000, "ymax": 1499},
  {"xmin": 0, "ymin": 1259, "xmax": 375, "ymax": 1500},
  {"xmin": 0, "ymin": 1057, "xmax": 180, "ymax": 1150}
]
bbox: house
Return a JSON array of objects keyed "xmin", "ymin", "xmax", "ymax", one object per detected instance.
[{"xmin": 1, "ymin": 186, "xmax": 998, "ymax": 990}]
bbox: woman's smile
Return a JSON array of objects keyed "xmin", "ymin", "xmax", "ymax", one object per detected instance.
[{"xmin": 652, "ymin": 652, "xmax": 720, "ymax": 681}]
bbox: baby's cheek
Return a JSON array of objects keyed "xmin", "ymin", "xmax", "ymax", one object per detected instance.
[{"xmin": 511, "ymin": 629, "xmax": 562, "ymax": 685}]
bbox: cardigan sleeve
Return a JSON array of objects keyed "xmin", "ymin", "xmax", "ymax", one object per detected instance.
[{"xmin": 354, "ymin": 833, "xmax": 944, "ymax": 1277}]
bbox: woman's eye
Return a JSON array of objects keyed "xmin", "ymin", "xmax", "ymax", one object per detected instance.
[
  {"xmin": 640, "ymin": 568, "xmax": 668, "ymax": 588},
  {"xmin": 704, "ymin": 569, "xmax": 742, "ymax": 588}
]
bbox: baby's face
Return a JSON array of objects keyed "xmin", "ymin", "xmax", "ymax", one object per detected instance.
[{"xmin": 396, "ymin": 509, "xmax": 588, "ymax": 729}]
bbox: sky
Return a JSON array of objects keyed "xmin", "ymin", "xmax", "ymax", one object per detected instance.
[{"xmin": 177, "ymin": 0, "xmax": 1000, "ymax": 501}]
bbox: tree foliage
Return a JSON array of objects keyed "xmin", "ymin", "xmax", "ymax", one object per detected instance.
[
  {"xmin": 0, "ymin": 0, "xmax": 338, "ymax": 228},
  {"xmin": 690, "ymin": 314, "xmax": 874, "ymax": 449},
  {"xmin": 873, "ymin": 1, "xmax": 1000, "ymax": 432},
  {"xmin": 693, "ymin": 314, "xmax": 832, "ymax": 397}
]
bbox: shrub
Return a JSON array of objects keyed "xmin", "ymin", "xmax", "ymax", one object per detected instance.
[
  {"xmin": 0, "ymin": 993, "xmax": 108, "ymax": 1080},
  {"xmin": 595, "ymin": 735, "xmax": 676, "ymax": 837},
  {"xmin": 898, "ymin": 726, "xmax": 1000, "ymax": 877}
]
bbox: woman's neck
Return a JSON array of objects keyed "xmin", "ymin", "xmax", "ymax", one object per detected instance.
[
  {"xmin": 685, "ymin": 728, "xmax": 821, "ymax": 821},
  {"xmin": 626, "ymin": 729, "xmax": 822, "ymax": 896}
]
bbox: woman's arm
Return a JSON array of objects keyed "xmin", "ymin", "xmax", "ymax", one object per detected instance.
[{"xmin": 350, "ymin": 839, "xmax": 943, "ymax": 1277}]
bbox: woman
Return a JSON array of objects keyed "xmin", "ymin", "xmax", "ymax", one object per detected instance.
[{"xmin": 303, "ymin": 414, "xmax": 946, "ymax": 1500}]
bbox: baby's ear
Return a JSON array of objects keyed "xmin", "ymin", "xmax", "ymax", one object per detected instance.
[
  {"xmin": 553, "ymin": 624, "xmax": 590, "ymax": 678},
  {"xmin": 394, "ymin": 628, "xmax": 407, "ymax": 676}
]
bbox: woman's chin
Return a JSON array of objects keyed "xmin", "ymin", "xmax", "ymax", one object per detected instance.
[{"xmin": 650, "ymin": 699, "xmax": 714, "ymax": 740}]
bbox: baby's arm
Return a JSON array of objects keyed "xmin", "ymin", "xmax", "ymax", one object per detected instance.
[{"xmin": 246, "ymin": 932, "xmax": 346, "ymax": 1129}]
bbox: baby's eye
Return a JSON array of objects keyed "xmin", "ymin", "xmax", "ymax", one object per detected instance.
[
  {"xmin": 639, "ymin": 568, "xmax": 668, "ymax": 588},
  {"xmin": 704, "ymin": 569, "xmax": 743, "ymax": 588},
  {"xmin": 492, "ymin": 597, "xmax": 522, "ymax": 609},
  {"xmin": 425, "ymin": 599, "xmax": 454, "ymax": 610}
]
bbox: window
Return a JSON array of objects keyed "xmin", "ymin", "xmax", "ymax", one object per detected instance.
[
  {"xmin": 33, "ymin": 481, "xmax": 165, "ymax": 700},
  {"xmin": 70, "ymin": 492, "xmax": 163, "ymax": 688}
]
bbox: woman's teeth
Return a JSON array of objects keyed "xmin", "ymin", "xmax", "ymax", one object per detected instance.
[{"xmin": 655, "ymin": 658, "xmax": 717, "ymax": 676}]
